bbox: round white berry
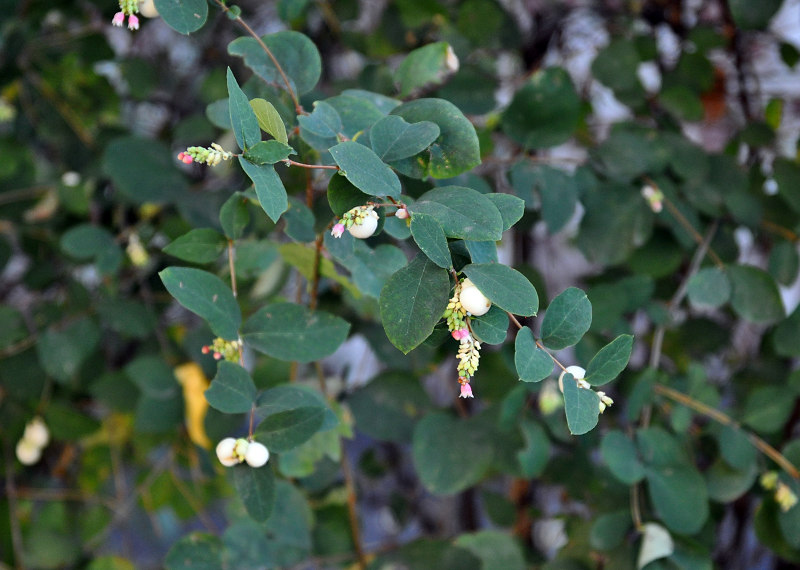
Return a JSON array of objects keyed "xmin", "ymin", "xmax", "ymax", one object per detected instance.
[
  {"xmin": 459, "ymin": 279, "xmax": 491, "ymax": 316},
  {"xmin": 348, "ymin": 210, "xmax": 379, "ymax": 239},
  {"xmin": 16, "ymin": 438, "xmax": 42, "ymax": 466},
  {"xmin": 558, "ymin": 365, "xmax": 587, "ymax": 393},
  {"xmin": 245, "ymin": 441, "xmax": 270, "ymax": 468},
  {"xmin": 24, "ymin": 417, "xmax": 49, "ymax": 448},
  {"xmin": 216, "ymin": 437, "xmax": 240, "ymax": 467}
]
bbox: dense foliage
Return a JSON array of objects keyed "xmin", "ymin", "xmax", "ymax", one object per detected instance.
[{"xmin": 1, "ymin": 0, "xmax": 800, "ymax": 568}]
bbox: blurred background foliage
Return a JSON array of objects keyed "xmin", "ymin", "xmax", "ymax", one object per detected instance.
[{"xmin": 2, "ymin": 0, "xmax": 800, "ymax": 568}]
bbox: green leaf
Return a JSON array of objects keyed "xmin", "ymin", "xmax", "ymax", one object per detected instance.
[
  {"xmin": 645, "ymin": 465, "xmax": 709, "ymax": 535},
  {"xmin": 470, "ymin": 306, "xmax": 508, "ymax": 345},
  {"xmin": 159, "ymin": 267, "xmax": 241, "ymax": 340},
  {"xmin": 205, "ymin": 361, "xmax": 257, "ymax": 414},
  {"xmin": 584, "ymin": 334, "xmax": 633, "ymax": 386},
  {"xmin": 687, "ymin": 267, "xmax": 731, "ymax": 309},
  {"xmin": 97, "ymin": 298, "xmax": 154, "ymax": 339},
  {"xmin": 239, "ymin": 159, "xmax": 288, "ymax": 223},
  {"xmin": 592, "ymin": 38, "xmax": 642, "ymax": 97},
  {"xmin": 37, "ymin": 318, "xmax": 100, "ymax": 384},
  {"xmin": 255, "ymin": 385, "xmax": 335, "ymax": 430},
  {"xmin": 412, "ymin": 413, "xmax": 493, "ymax": 494},
  {"xmin": 410, "ymin": 212, "xmax": 452, "ymax": 268},
  {"xmin": 517, "ymin": 419, "xmax": 550, "ymax": 477},
  {"xmin": 297, "ymin": 101, "xmax": 342, "ymax": 143},
  {"xmin": 590, "ymin": 511, "xmax": 632, "ymax": 551},
  {"xmin": 324, "ymin": 234, "xmax": 407, "ymax": 298},
  {"xmin": 226, "ymin": 68, "xmax": 261, "ymax": 151},
  {"xmin": 163, "ymin": 229, "xmax": 227, "ymax": 264},
  {"xmin": 727, "ymin": 264, "xmax": 785, "ymax": 325},
  {"xmin": 348, "ymin": 371, "xmax": 430, "ymax": 442},
  {"xmin": 250, "ymin": 98, "xmax": 288, "ymax": 143},
  {"xmin": 279, "ymin": 242, "xmax": 360, "ymax": 298},
  {"xmin": 514, "ymin": 327, "xmax": 553, "ymax": 383},
  {"xmin": 165, "ymin": 533, "xmax": 223, "ymax": 570},
  {"xmin": 242, "ymin": 302, "xmax": 350, "ymax": 362},
  {"xmin": 219, "ymin": 192, "xmax": 250, "ymax": 240},
  {"xmin": 601, "ymin": 430, "xmax": 645, "ymax": 484},
  {"xmin": 154, "ymin": 0, "xmax": 208, "ymax": 35},
  {"xmin": 769, "ymin": 240, "xmax": 799, "ymax": 286},
  {"xmin": 228, "ymin": 31, "xmax": 322, "ymax": 96},
  {"xmin": 462, "ymin": 263, "xmax": 538, "ymax": 317},
  {"xmin": 454, "ymin": 531, "xmax": 526, "ymax": 570},
  {"xmin": 242, "ymin": 140, "xmax": 295, "ymax": 165},
  {"xmin": 718, "ymin": 425, "xmax": 757, "ymax": 471},
  {"xmin": 390, "ymin": 98, "xmax": 481, "ymax": 179},
  {"xmin": 501, "ymin": 67, "xmax": 581, "ymax": 148},
  {"xmin": 283, "ymin": 198, "xmax": 316, "ymax": 243},
  {"xmin": 103, "ymin": 136, "xmax": 188, "ymax": 204},
  {"xmin": 410, "ymin": 186, "xmax": 504, "ymax": 242},
  {"xmin": 379, "ymin": 254, "xmax": 450, "ymax": 354},
  {"xmin": 60, "ymin": 224, "xmax": 122, "ymax": 275},
  {"xmin": 562, "ymin": 372, "xmax": 601, "ymax": 435},
  {"xmin": 540, "ymin": 287, "xmax": 592, "ymax": 350},
  {"xmin": 705, "ymin": 458, "xmax": 757, "ymax": 503},
  {"xmin": 728, "ymin": 0, "xmax": 783, "ymax": 30},
  {"xmin": 394, "ymin": 42, "xmax": 457, "ymax": 98},
  {"xmin": 255, "ymin": 406, "xmax": 325, "ymax": 453},
  {"xmin": 329, "ymin": 142, "xmax": 401, "ymax": 198},
  {"xmin": 465, "ymin": 241, "xmax": 497, "ymax": 264},
  {"xmin": 774, "ymin": 304, "xmax": 800, "ymax": 357},
  {"xmin": 125, "ymin": 355, "xmax": 178, "ymax": 399},
  {"xmin": 230, "ymin": 464, "xmax": 276, "ymax": 522},
  {"xmin": 327, "ymin": 174, "xmax": 371, "ymax": 217},
  {"xmin": 742, "ymin": 386, "xmax": 794, "ymax": 434},
  {"xmin": 486, "ymin": 193, "xmax": 525, "ymax": 231},
  {"xmin": 370, "ymin": 115, "xmax": 440, "ymax": 162}
]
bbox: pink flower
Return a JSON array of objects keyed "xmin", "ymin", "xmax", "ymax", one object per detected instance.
[
  {"xmin": 331, "ymin": 223, "xmax": 345, "ymax": 238},
  {"xmin": 451, "ymin": 328, "xmax": 470, "ymax": 341},
  {"xmin": 459, "ymin": 382, "xmax": 474, "ymax": 398},
  {"xmin": 127, "ymin": 14, "xmax": 139, "ymax": 30},
  {"xmin": 112, "ymin": 11, "xmax": 125, "ymax": 26},
  {"xmin": 177, "ymin": 152, "xmax": 193, "ymax": 165}
]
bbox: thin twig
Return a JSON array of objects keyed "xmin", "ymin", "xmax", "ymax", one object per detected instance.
[
  {"xmin": 507, "ymin": 312, "xmax": 568, "ymax": 372},
  {"xmin": 309, "ymin": 235, "xmax": 324, "ymax": 311},
  {"xmin": 212, "ymin": 0, "xmax": 303, "ymax": 114},
  {"xmin": 228, "ymin": 240, "xmax": 238, "ymax": 299},
  {"xmin": 340, "ymin": 440, "xmax": 367, "ymax": 570},
  {"xmin": 4, "ymin": 439, "xmax": 27, "ymax": 570},
  {"xmin": 285, "ymin": 158, "xmax": 339, "ymax": 170},
  {"xmin": 169, "ymin": 466, "xmax": 221, "ymax": 533},
  {"xmin": 661, "ymin": 198, "xmax": 724, "ymax": 268}
]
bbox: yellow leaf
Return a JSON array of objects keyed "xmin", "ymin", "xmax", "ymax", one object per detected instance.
[{"xmin": 174, "ymin": 362, "xmax": 212, "ymax": 449}]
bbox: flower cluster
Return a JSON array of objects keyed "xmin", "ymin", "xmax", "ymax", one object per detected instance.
[
  {"xmin": 331, "ymin": 205, "xmax": 379, "ymax": 239},
  {"xmin": 641, "ymin": 183, "xmax": 664, "ymax": 213},
  {"xmin": 216, "ymin": 437, "xmax": 269, "ymax": 468},
  {"xmin": 201, "ymin": 337, "xmax": 242, "ymax": 362},
  {"xmin": 177, "ymin": 143, "xmax": 234, "ymax": 166},
  {"xmin": 112, "ymin": 0, "xmax": 140, "ymax": 30},
  {"xmin": 443, "ymin": 279, "xmax": 487, "ymax": 398},
  {"xmin": 16, "ymin": 417, "xmax": 50, "ymax": 466},
  {"xmin": 761, "ymin": 471, "xmax": 798, "ymax": 512}
]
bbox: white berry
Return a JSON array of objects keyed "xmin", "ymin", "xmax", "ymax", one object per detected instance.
[
  {"xmin": 16, "ymin": 438, "xmax": 42, "ymax": 466},
  {"xmin": 348, "ymin": 210, "xmax": 379, "ymax": 239},
  {"xmin": 23, "ymin": 417, "xmax": 50, "ymax": 448},
  {"xmin": 216, "ymin": 437, "xmax": 240, "ymax": 467},
  {"xmin": 245, "ymin": 441, "xmax": 270, "ymax": 468},
  {"xmin": 558, "ymin": 365, "xmax": 586, "ymax": 393},
  {"xmin": 459, "ymin": 279, "xmax": 491, "ymax": 316}
]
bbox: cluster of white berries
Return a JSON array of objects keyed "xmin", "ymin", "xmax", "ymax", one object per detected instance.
[
  {"xmin": 16, "ymin": 417, "xmax": 50, "ymax": 466},
  {"xmin": 558, "ymin": 366, "xmax": 614, "ymax": 413},
  {"xmin": 215, "ymin": 437, "xmax": 270, "ymax": 468},
  {"xmin": 331, "ymin": 205, "xmax": 379, "ymax": 239}
]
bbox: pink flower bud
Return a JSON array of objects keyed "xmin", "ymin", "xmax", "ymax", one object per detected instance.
[
  {"xmin": 331, "ymin": 223, "xmax": 345, "ymax": 238},
  {"xmin": 451, "ymin": 328, "xmax": 470, "ymax": 341},
  {"xmin": 127, "ymin": 14, "xmax": 139, "ymax": 30},
  {"xmin": 396, "ymin": 207, "xmax": 409, "ymax": 220},
  {"xmin": 201, "ymin": 345, "xmax": 210, "ymax": 354},
  {"xmin": 112, "ymin": 11, "xmax": 125, "ymax": 26},
  {"xmin": 213, "ymin": 352, "xmax": 222, "ymax": 360},
  {"xmin": 459, "ymin": 382, "xmax": 474, "ymax": 398}
]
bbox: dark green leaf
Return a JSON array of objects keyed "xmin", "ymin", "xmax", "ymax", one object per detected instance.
[
  {"xmin": 706, "ymin": 459, "xmax": 757, "ymax": 503},
  {"xmin": 464, "ymin": 241, "xmax": 497, "ymax": 264},
  {"xmin": 540, "ymin": 287, "xmax": 592, "ymax": 350},
  {"xmin": 379, "ymin": 255, "xmax": 450, "ymax": 354},
  {"xmin": 159, "ymin": 267, "xmax": 241, "ymax": 340},
  {"xmin": 394, "ymin": 42, "xmax": 457, "ymax": 97},
  {"xmin": 742, "ymin": 386, "xmax": 794, "ymax": 434},
  {"xmin": 584, "ymin": 334, "xmax": 633, "ymax": 386},
  {"xmin": 329, "ymin": 142, "xmax": 401, "ymax": 198},
  {"xmin": 410, "ymin": 186, "xmax": 503, "ymax": 242},
  {"xmin": 768, "ymin": 240, "xmax": 799, "ymax": 286},
  {"xmin": 718, "ymin": 425, "xmax": 757, "ymax": 471},
  {"xmin": 255, "ymin": 406, "xmax": 325, "ymax": 452},
  {"xmin": 242, "ymin": 140, "xmax": 295, "ymax": 165},
  {"xmin": 517, "ymin": 419, "xmax": 550, "ymax": 477},
  {"xmin": 228, "ymin": 31, "xmax": 322, "ymax": 96},
  {"xmin": 601, "ymin": 430, "xmax": 645, "ymax": 484},
  {"xmin": 370, "ymin": 115, "xmax": 440, "ymax": 162},
  {"xmin": 562, "ymin": 372, "xmax": 601, "ymax": 435},
  {"xmin": 103, "ymin": 136, "xmax": 189, "ymax": 204},
  {"xmin": 590, "ymin": 512, "xmax": 632, "ymax": 551},
  {"xmin": 163, "ymin": 228, "xmax": 227, "ymax": 264},
  {"xmin": 283, "ymin": 198, "xmax": 316, "ymax": 243},
  {"xmin": 727, "ymin": 264, "xmax": 785, "ymax": 325},
  {"xmin": 125, "ymin": 355, "xmax": 178, "ymax": 399},
  {"xmin": 242, "ymin": 303, "xmax": 350, "ymax": 362},
  {"xmin": 774, "ymin": 304, "xmax": 800, "ymax": 357},
  {"xmin": 165, "ymin": 533, "xmax": 223, "ymax": 570},
  {"xmin": 239, "ymin": 159, "xmax": 288, "ymax": 223},
  {"xmin": 646, "ymin": 465, "xmax": 709, "ymax": 535},
  {"xmin": 470, "ymin": 305, "xmax": 508, "ymax": 345},
  {"xmin": 297, "ymin": 101, "xmax": 342, "ymax": 142},
  {"xmin": 514, "ymin": 327, "xmax": 554, "ymax": 382},
  {"xmin": 501, "ymin": 67, "xmax": 581, "ymax": 148},
  {"xmin": 348, "ymin": 372, "xmax": 430, "ymax": 442},
  {"xmin": 462, "ymin": 263, "xmax": 538, "ymax": 317},
  {"xmin": 410, "ymin": 212, "xmax": 452, "ymax": 268},
  {"xmin": 205, "ymin": 361, "xmax": 257, "ymax": 414},
  {"xmin": 255, "ymin": 385, "xmax": 335, "ymax": 429},
  {"xmin": 486, "ymin": 193, "xmax": 525, "ymax": 231},
  {"xmin": 687, "ymin": 267, "xmax": 731, "ymax": 309},
  {"xmin": 728, "ymin": 0, "xmax": 783, "ymax": 29},
  {"xmin": 327, "ymin": 174, "xmax": 371, "ymax": 217},
  {"xmin": 154, "ymin": 0, "xmax": 208, "ymax": 35},
  {"xmin": 454, "ymin": 531, "xmax": 526, "ymax": 570},
  {"xmin": 390, "ymin": 98, "xmax": 480, "ymax": 179},
  {"xmin": 250, "ymin": 98, "xmax": 288, "ymax": 143},
  {"xmin": 219, "ymin": 192, "xmax": 250, "ymax": 240},
  {"xmin": 412, "ymin": 413, "xmax": 493, "ymax": 494},
  {"xmin": 60, "ymin": 224, "xmax": 122, "ymax": 275},
  {"xmin": 230, "ymin": 464, "xmax": 276, "ymax": 522},
  {"xmin": 325, "ymin": 235, "xmax": 407, "ymax": 298},
  {"xmin": 227, "ymin": 67, "xmax": 261, "ymax": 151},
  {"xmin": 37, "ymin": 318, "xmax": 100, "ymax": 383}
]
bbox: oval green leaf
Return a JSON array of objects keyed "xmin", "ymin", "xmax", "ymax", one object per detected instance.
[
  {"xmin": 154, "ymin": 0, "xmax": 208, "ymax": 35},
  {"xmin": 410, "ymin": 212, "xmax": 451, "ymax": 268},
  {"xmin": 727, "ymin": 264, "xmax": 785, "ymax": 325},
  {"xmin": 370, "ymin": 115, "xmax": 440, "ymax": 162},
  {"xmin": 230, "ymin": 464, "xmax": 276, "ymax": 522},
  {"xmin": 410, "ymin": 186, "xmax": 504, "ymax": 242},
  {"xmin": 226, "ymin": 68, "xmax": 260, "ymax": 151},
  {"xmin": 584, "ymin": 334, "xmax": 633, "ymax": 386},
  {"xmin": 514, "ymin": 327, "xmax": 553, "ymax": 382},
  {"xmin": 163, "ymin": 228, "xmax": 227, "ymax": 264},
  {"xmin": 687, "ymin": 267, "xmax": 731, "ymax": 309},
  {"xmin": 239, "ymin": 159, "xmax": 288, "ymax": 223},
  {"xmin": 562, "ymin": 372, "xmax": 601, "ymax": 435},
  {"xmin": 255, "ymin": 406, "xmax": 325, "ymax": 453},
  {"xmin": 540, "ymin": 287, "xmax": 592, "ymax": 350},
  {"xmin": 329, "ymin": 142, "xmax": 401, "ymax": 198},
  {"xmin": 470, "ymin": 305, "xmax": 508, "ymax": 345},
  {"xmin": 462, "ymin": 263, "xmax": 539, "ymax": 317},
  {"xmin": 205, "ymin": 361, "xmax": 257, "ymax": 414},
  {"xmin": 601, "ymin": 430, "xmax": 645, "ymax": 484}
]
